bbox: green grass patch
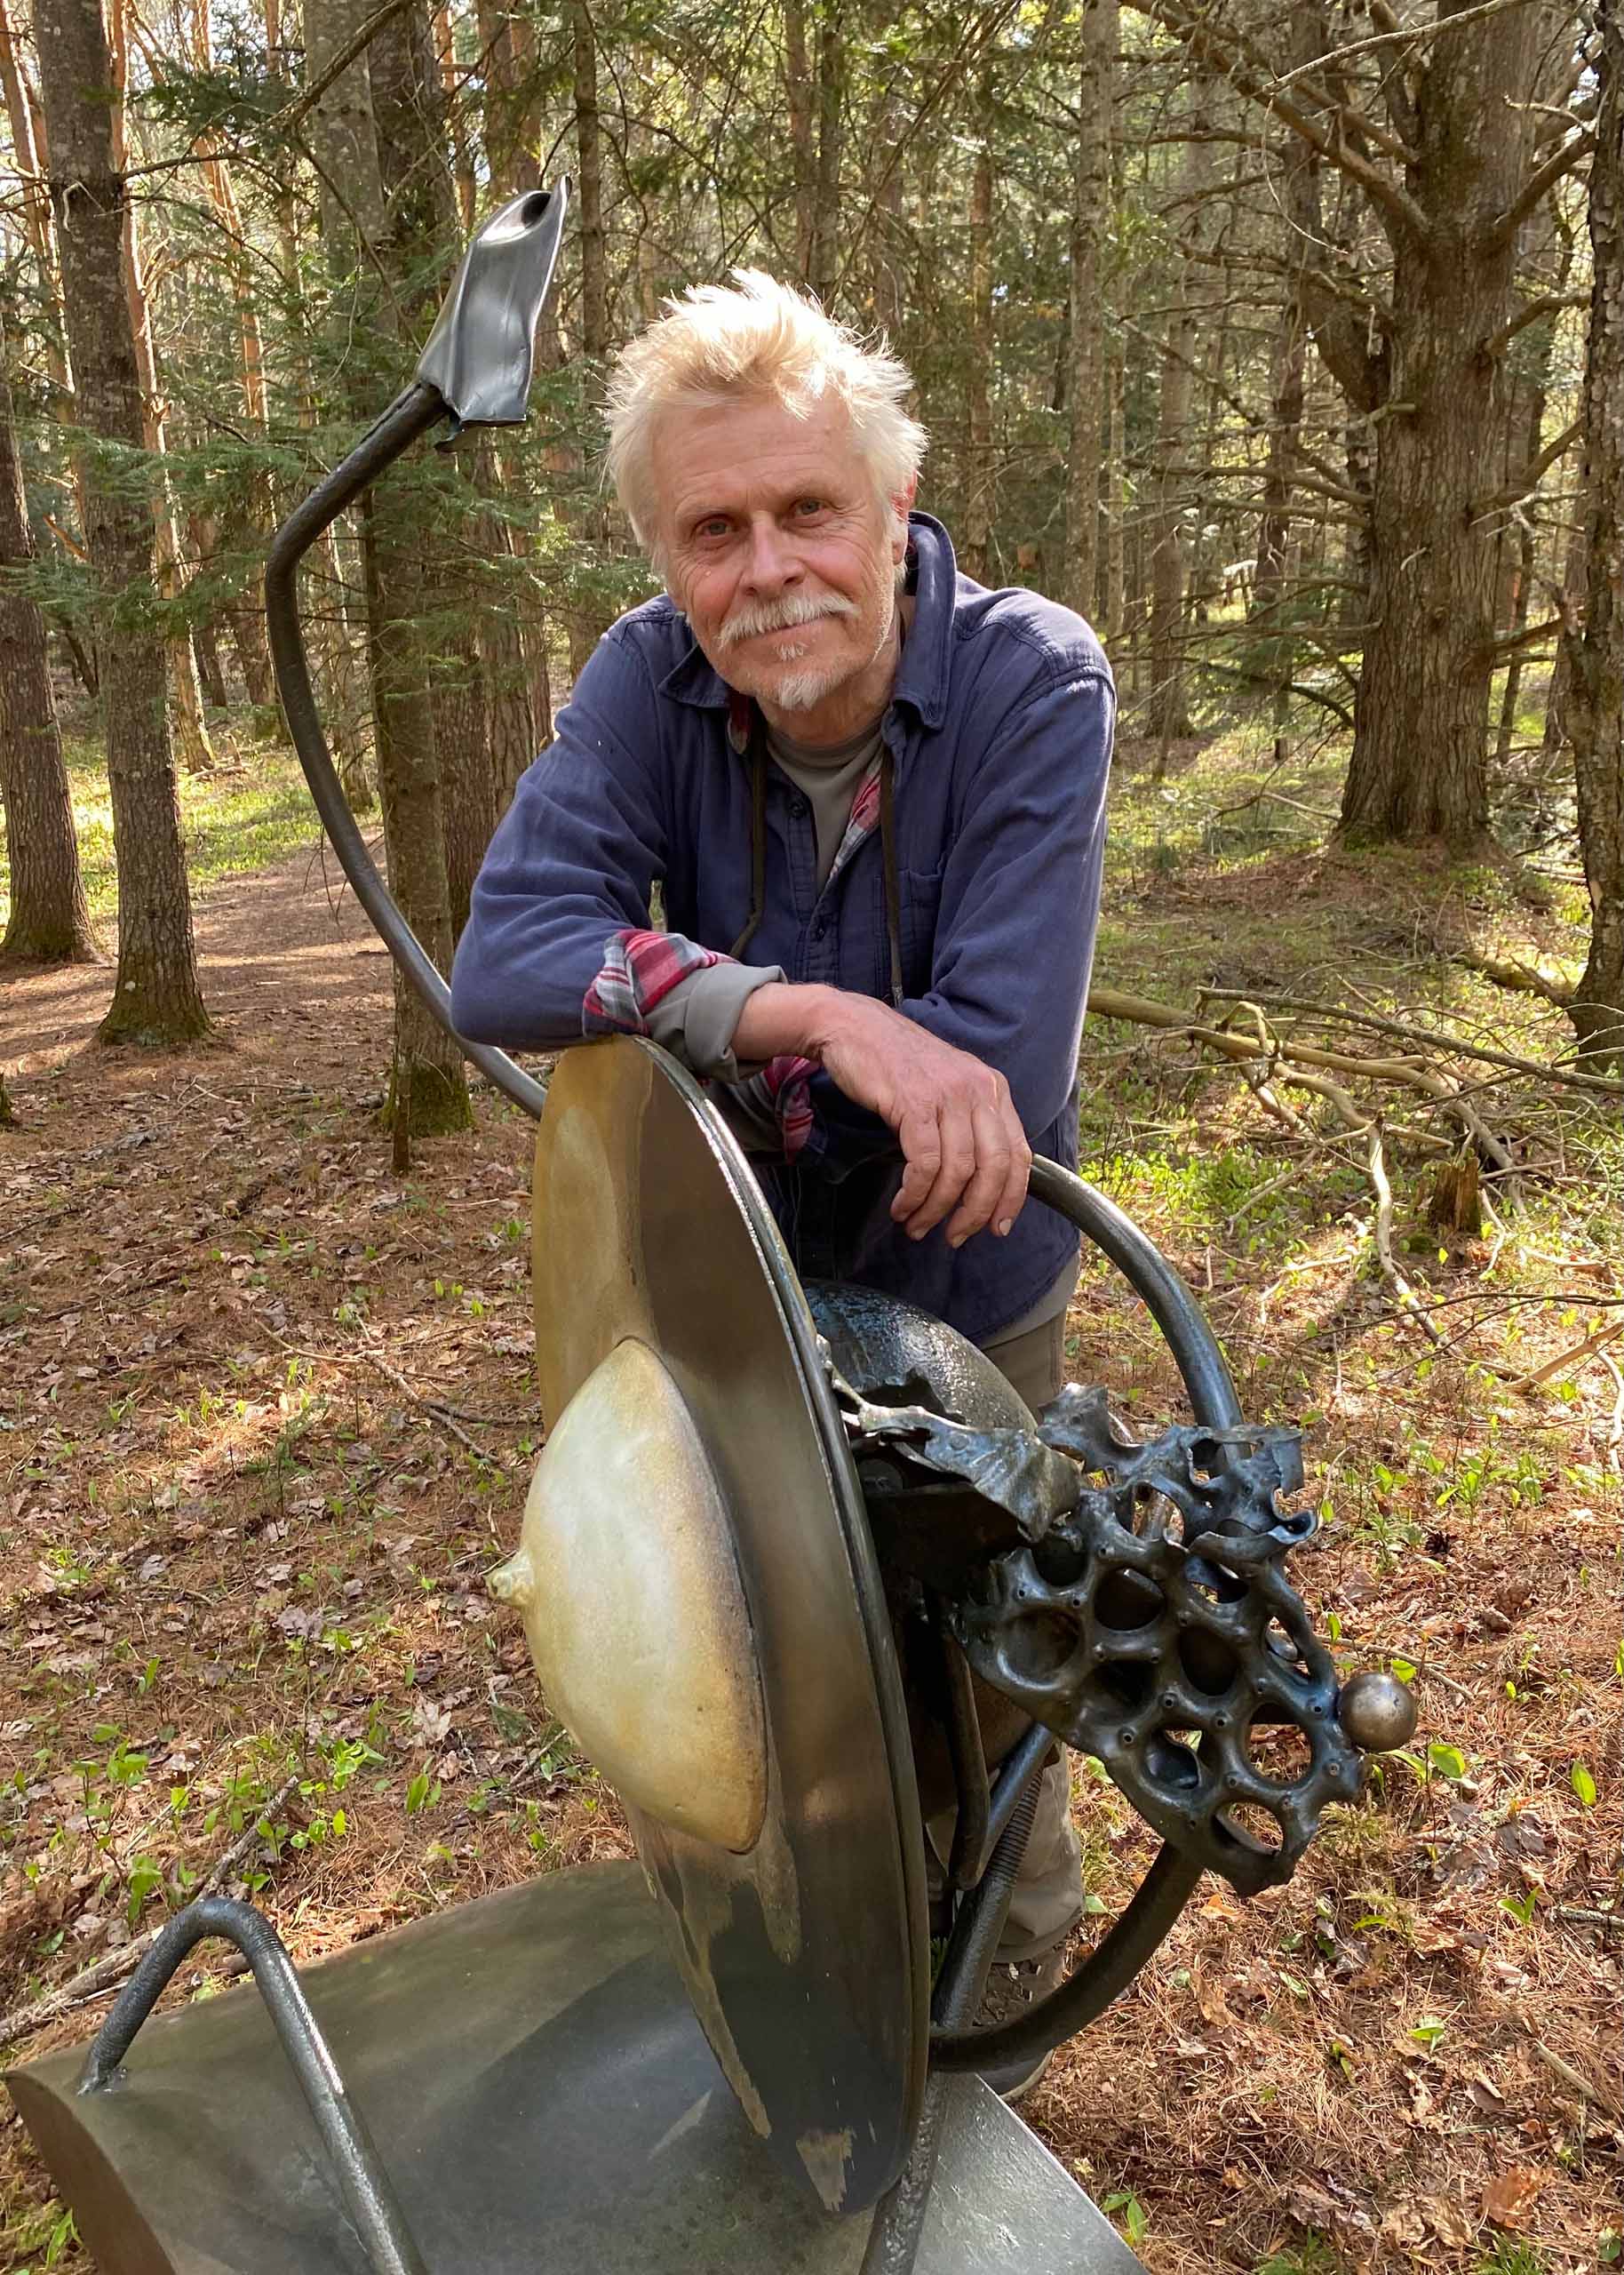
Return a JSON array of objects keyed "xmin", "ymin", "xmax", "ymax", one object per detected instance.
[{"xmin": 0, "ymin": 734, "xmax": 316, "ymax": 933}]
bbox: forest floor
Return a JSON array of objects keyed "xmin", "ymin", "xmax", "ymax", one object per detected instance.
[{"xmin": 1, "ymin": 721, "xmax": 1620, "ymax": 2275}]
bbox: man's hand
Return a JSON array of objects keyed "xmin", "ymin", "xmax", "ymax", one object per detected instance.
[{"xmin": 731, "ymin": 984, "xmax": 1031, "ymax": 1246}]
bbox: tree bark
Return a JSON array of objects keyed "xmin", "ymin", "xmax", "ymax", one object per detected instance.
[
  {"xmin": 34, "ymin": 0, "xmax": 207, "ymax": 1042},
  {"xmin": 0, "ymin": 363, "xmax": 99, "ymax": 962},
  {"xmin": 1064, "ymin": 0, "xmax": 1115, "ymax": 621},
  {"xmin": 1335, "ymin": 6, "xmax": 1540, "ymax": 844},
  {"xmin": 1254, "ymin": 12, "xmax": 1327, "ymax": 631},
  {"xmin": 475, "ymin": 0, "xmax": 539, "ymax": 195},
  {"xmin": 784, "ymin": 0, "xmax": 816, "ymax": 283},
  {"xmin": 961, "ymin": 64, "xmax": 995, "ymax": 584},
  {"xmin": 435, "ymin": 620, "xmax": 495, "ymax": 944},
  {"xmin": 810, "ymin": 2, "xmax": 846, "ymax": 306},
  {"xmin": 303, "ymin": 0, "xmax": 388, "ymax": 258},
  {"xmin": 1557, "ymin": 0, "xmax": 1624, "ymax": 1066},
  {"xmin": 1148, "ymin": 91, "xmax": 1214, "ymax": 746},
  {"xmin": 572, "ymin": 0, "xmax": 608, "ymax": 363},
  {"xmin": 105, "ymin": 0, "xmax": 215, "ymax": 777},
  {"xmin": 366, "ymin": 0, "xmax": 473, "ymax": 1133}
]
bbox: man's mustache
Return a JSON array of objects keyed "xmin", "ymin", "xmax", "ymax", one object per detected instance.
[{"xmin": 718, "ymin": 592, "xmax": 858, "ymax": 648}]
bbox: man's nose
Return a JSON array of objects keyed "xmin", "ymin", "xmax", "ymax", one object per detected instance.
[{"xmin": 741, "ymin": 515, "xmax": 802, "ymax": 593}]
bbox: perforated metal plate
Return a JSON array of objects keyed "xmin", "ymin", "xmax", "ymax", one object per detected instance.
[{"xmin": 529, "ymin": 1037, "xmax": 930, "ymax": 2212}]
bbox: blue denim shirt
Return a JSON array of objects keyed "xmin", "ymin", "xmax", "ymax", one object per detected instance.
[{"xmin": 452, "ymin": 514, "xmax": 1114, "ymax": 1343}]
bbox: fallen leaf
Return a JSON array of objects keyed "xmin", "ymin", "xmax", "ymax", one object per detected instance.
[
  {"xmin": 1379, "ymin": 2199, "xmax": 1428, "ymax": 2247},
  {"xmin": 1417, "ymin": 2192, "xmax": 1474, "ymax": 2247},
  {"xmin": 1482, "ymin": 2168, "xmax": 1543, "ymax": 2229}
]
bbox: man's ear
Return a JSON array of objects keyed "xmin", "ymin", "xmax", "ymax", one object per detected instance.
[{"xmin": 890, "ymin": 475, "xmax": 918, "ymax": 559}]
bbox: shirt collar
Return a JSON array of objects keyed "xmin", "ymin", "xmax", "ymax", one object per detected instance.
[{"xmin": 655, "ymin": 511, "xmax": 959, "ymax": 740}]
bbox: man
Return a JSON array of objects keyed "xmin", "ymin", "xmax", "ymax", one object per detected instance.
[{"xmin": 452, "ymin": 272, "xmax": 1114, "ymax": 2097}]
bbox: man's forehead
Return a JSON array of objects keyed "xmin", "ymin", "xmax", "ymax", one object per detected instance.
[{"xmin": 653, "ymin": 393, "xmax": 864, "ymax": 511}]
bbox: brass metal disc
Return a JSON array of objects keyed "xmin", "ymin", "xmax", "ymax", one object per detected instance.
[{"xmin": 529, "ymin": 1038, "xmax": 929, "ymax": 2212}]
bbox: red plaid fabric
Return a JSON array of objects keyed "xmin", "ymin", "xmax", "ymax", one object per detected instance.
[
  {"xmin": 582, "ymin": 732, "xmax": 881, "ymax": 1155},
  {"xmin": 583, "ymin": 927, "xmax": 727, "ymax": 1034},
  {"xmin": 760, "ymin": 1052, "xmax": 816, "ymax": 1158},
  {"xmin": 824, "ymin": 761, "xmax": 882, "ymax": 889}
]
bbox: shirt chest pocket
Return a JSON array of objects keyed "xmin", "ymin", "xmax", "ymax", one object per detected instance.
[{"xmin": 894, "ymin": 863, "xmax": 945, "ymax": 1000}]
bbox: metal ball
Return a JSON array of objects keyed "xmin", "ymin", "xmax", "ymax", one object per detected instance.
[{"xmin": 1338, "ymin": 1671, "xmax": 1419, "ymax": 1753}]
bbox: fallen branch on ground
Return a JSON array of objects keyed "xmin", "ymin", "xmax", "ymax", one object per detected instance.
[
  {"xmin": 1089, "ymin": 983, "xmax": 1518, "ymax": 1173},
  {"xmin": 0, "ymin": 1773, "xmax": 301, "ymax": 2051},
  {"xmin": 1457, "ymin": 948, "xmax": 1575, "ymax": 1008}
]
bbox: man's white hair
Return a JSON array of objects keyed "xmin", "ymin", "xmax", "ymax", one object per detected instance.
[{"xmin": 605, "ymin": 269, "xmax": 927, "ymax": 562}]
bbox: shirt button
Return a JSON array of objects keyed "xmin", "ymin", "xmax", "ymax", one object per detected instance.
[
  {"xmin": 790, "ymin": 794, "xmax": 809, "ymax": 818},
  {"xmin": 812, "ymin": 914, "xmax": 829, "ymax": 939}
]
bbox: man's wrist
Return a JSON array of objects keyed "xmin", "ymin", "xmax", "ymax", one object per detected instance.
[{"xmin": 732, "ymin": 980, "xmax": 856, "ymax": 1063}]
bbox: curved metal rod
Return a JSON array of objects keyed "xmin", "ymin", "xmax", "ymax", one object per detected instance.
[
  {"xmin": 1028, "ymin": 1155, "xmax": 1241, "ymax": 1433},
  {"xmin": 930, "ymin": 1154, "xmax": 1237, "ymax": 2071},
  {"xmin": 264, "ymin": 380, "xmax": 548, "ymax": 1123},
  {"xmin": 80, "ymin": 1896, "xmax": 428, "ymax": 2275},
  {"xmin": 928, "ymin": 1845, "xmax": 1203, "ymax": 2073},
  {"xmin": 863, "ymin": 1766, "xmax": 1046, "ymax": 2273}
]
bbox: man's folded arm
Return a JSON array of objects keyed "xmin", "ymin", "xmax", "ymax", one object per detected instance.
[
  {"xmin": 450, "ymin": 637, "xmax": 673, "ymax": 1051},
  {"xmin": 800, "ymin": 666, "xmax": 1113, "ymax": 1175}
]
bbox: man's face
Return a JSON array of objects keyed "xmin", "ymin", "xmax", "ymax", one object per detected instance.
[{"xmin": 651, "ymin": 392, "xmax": 911, "ymax": 738}]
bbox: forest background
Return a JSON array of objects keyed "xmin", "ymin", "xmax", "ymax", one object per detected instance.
[{"xmin": 1, "ymin": 2, "xmax": 1621, "ymax": 2271}]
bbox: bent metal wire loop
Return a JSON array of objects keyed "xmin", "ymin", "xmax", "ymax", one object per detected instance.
[{"xmin": 78, "ymin": 1897, "xmax": 428, "ymax": 2275}]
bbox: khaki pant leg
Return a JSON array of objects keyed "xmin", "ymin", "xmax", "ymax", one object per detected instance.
[{"xmin": 921, "ymin": 1298, "xmax": 1085, "ymax": 1958}]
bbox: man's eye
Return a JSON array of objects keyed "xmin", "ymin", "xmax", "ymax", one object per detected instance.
[
  {"xmin": 793, "ymin": 499, "xmax": 825, "ymax": 517},
  {"xmin": 695, "ymin": 518, "xmax": 731, "ymax": 539}
]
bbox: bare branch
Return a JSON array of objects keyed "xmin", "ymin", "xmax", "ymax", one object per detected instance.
[
  {"xmin": 1272, "ymin": 0, "xmax": 1548, "ymax": 93},
  {"xmin": 1482, "ymin": 290, "xmax": 1591, "ymax": 359},
  {"xmin": 1485, "ymin": 126, "xmax": 1596, "ymax": 249},
  {"xmin": 1125, "ymin": 0, "xmax": 1433, "ymax": 246},
  {"xmin": 1472, "ymin": 417, "xmax": 1582, "ymax": 515}
]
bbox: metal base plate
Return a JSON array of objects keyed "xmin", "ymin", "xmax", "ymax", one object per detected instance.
[{"xmin": 7, "ymin": 1864, "xmax": 1142, "ymax": 2275}]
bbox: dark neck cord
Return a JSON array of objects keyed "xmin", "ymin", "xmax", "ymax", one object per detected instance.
[{"xmin": 729, "ymin": 714, "xmax": 905, "ymax": 1011}]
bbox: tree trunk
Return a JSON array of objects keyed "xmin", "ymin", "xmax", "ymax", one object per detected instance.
[
  {"xmin": 475, "ymin": 0, "xmax": 540, "ymax": 196},
  {"xmin": 0, "ymin": 363, "xmax": 99, "ymax": 962},
  {"xmin": 303, "ymin": 0, "xmax": 388, "ymax": 258},
  {"xmin": 193, "ymin": 620, "xmax": 227, "ymax": 710},
  {"xmin": 810, "ymin": 3, "xmax": 845, "ymax": 306},
  {"xmin": 366, "ymin": 1, "xmax": 472, "ymax": 1133},
  {"xmin": 1148, "ymin": 97, "xmax": 1214, "ymax": 746},
  {"xmin": 1557, "ymin": 0, "xmax": 1624, "ymax": 1066},
  {"xmin": 1337, "ymin": 9, "xmax": 1540, "ymax": 845},
  {"xmin": 784, "ymin": 0, "xmax": 816, "ymax": 283},
  {"xmin": 1105, "ymin": 336, "xmax": 1126, "ymax": 643},
  {"xmin": 34, "ymin": 0, "xmax": 207, "ymax": 1043},
  {"xmin": 432, "ymin": 4, "xmax": 477, "ymax": 231},
  {"xmin": 1064, "ymin": 0, "xmax": 1115, "ymax": 621},
  {"xmin": 572, "ymin": 0, "xmax": 608, "ymax": 363},
  {"xmin": 104, "ymin": 0, "xmax": 215, "ymax": 777},
  {"xmin": 961, "ymin": 65, "xmax": 995, "ymax": 584},
  {"xmin": 1254, "ymin": 13, "xmax": 1326, "ymax": 632},
  {"xmin": 435, "ymin": 622, "xmax": 496, "ymax": 944}
]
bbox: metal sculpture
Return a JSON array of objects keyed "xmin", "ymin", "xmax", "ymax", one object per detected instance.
[{"xmin": 4, "ymin": 185, "xmax": 1418, "ymax": 2275}]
